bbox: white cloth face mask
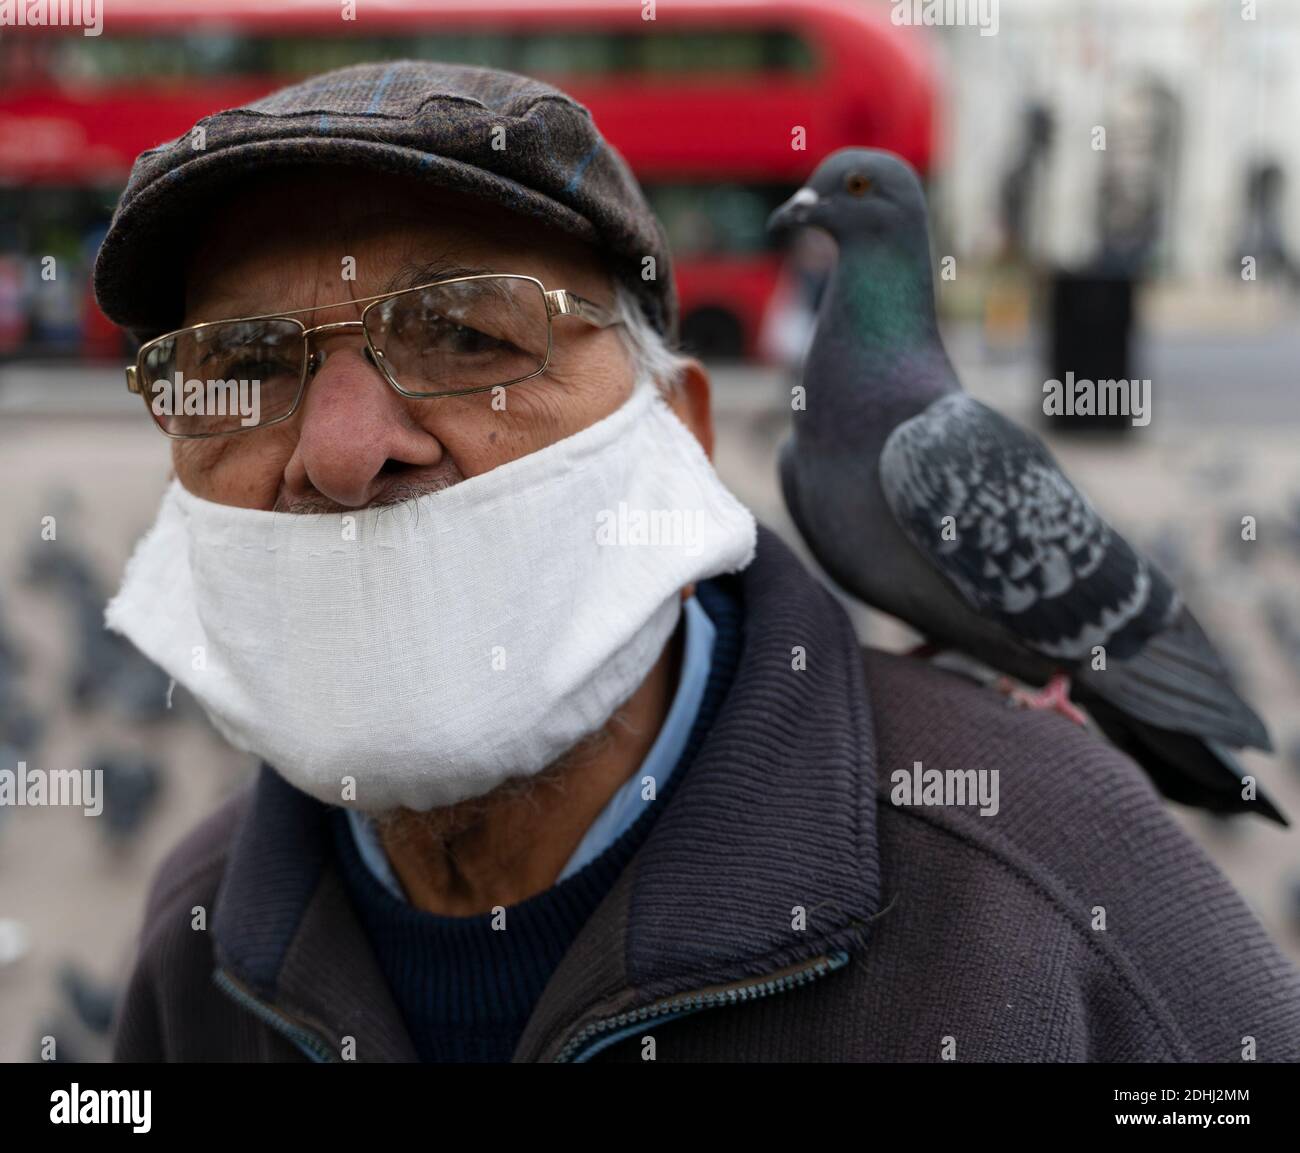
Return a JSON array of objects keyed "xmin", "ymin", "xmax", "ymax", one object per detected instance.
[{"xmin": 106, "ymin": 378, "xmax": 757, "ymax": 812}]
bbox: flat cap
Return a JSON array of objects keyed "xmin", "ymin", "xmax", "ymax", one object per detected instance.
[{"xmin": 93, "ymin": 60, "xmax": 676, "ymax": 342}]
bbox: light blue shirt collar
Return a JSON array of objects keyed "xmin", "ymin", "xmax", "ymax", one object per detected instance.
[{"xmin": 346, "ymin": 593, "xmax": 717, "ymax": 901}]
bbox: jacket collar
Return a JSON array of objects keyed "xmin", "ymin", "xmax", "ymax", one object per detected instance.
[{"xmin": 211, "ymin": 524, "xmax": 881, "ymax": 1061}]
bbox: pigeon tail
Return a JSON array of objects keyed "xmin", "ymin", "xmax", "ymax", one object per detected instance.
[
  {"xmin": 1080, "ymin": 696, "xmax": 1288, "ymax": 826},
  {"xmin": 1075, "ymin": 605, "xmax": 1273, "ymax": 752}
]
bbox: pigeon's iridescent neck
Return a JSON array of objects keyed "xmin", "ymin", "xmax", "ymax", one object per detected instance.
[
  {"xmin": 793, "ymin": 237, "xmax": 957, "ymax": 444},
  {"xmin": 833, "ymin": 240, "xmax": 940, "ymax": 354}
]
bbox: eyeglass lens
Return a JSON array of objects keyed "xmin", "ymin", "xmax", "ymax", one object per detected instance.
[{"xmin": 140, "ymin": 276, "xmax": 550, "ymax": 436}]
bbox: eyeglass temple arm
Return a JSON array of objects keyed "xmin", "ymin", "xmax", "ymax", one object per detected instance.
[{"xmin": 544, "ymin": 289, "xmax": 622, "ymax": 328}]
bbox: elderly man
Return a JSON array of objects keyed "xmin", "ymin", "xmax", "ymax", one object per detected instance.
[{"xmin": 96, "ymin": 62, "xmax": 1299, "ymax": 1063}]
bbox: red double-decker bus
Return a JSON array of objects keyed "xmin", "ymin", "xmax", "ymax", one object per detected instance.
[{"xmin": 0, "ymin": 0, "xmax": 935, "ymax": 360}]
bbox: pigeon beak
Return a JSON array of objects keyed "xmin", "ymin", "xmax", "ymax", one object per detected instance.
[{"xmin": 768, "ymin": 187, "xmax": 819, "ymax": 234}]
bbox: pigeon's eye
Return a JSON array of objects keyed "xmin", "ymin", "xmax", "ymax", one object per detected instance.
[{"xmin": 845, "ymin": 173, "xmax": 872, "ymax": 197}]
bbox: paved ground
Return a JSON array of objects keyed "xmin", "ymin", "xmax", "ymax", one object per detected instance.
[{"xmin": 1, "ymin": 339, "xmax": 1298, "ymax": 1062}]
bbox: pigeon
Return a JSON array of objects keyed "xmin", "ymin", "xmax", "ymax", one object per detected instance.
[
  {"xmin": 25, "ymin": 531, "xmax": 172, "ymax": 721},
  {"xmin": 768, "ymin": 148, "xmax": 1285, "ymax": 824},
  {"xmin": 90, "ymin": 753, "xmax": 163, "ymax": 844},
  {"xmin": 58, "ymin": 961, "xmax": 119, "ymax": 1036}
]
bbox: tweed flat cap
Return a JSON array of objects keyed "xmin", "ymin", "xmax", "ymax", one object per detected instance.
[{"xmin": 93, "ymin": 60, "xmax": 676, "ymax": 342}]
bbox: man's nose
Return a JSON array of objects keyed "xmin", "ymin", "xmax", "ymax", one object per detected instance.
[{"xmin": 281, "ymin": 336, "xmax": 446, "ymax": 509}]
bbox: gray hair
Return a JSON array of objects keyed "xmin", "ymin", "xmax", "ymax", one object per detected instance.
[{"xmin": 611, "ymin": 281, "xmax": 692, "ymax": 398}]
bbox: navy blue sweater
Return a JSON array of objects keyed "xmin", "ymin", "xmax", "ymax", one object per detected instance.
[{"xmin": 330, "ymin": 578, "xmax": 742, "ymax": 1062}]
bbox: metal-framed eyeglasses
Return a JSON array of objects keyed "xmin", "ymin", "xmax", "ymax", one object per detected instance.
[{"xmin": 124, "ymin": 273, "xmax": 624, "ymax": 438}]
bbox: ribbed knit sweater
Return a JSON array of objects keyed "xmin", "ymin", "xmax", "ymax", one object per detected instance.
[{"xmin": 329, "ymin": 578, "xmax": 743, "ymax": 1062}]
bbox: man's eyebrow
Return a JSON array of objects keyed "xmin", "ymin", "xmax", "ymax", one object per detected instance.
[{"xmin": 382, "ymin": 261, "xmax": 498, "ymax": 293}]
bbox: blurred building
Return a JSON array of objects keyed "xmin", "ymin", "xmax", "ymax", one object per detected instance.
[{"xmin": 935, "ymin": 0, "xmax": 1300, "ymax": 284}]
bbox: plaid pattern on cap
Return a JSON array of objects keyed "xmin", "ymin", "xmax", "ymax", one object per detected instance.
[{"xmin": 92, "ymin": 61, "xmax": 677, "ymax": 342}]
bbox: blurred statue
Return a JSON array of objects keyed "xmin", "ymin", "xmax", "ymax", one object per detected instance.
[
  {"xmin": 998, "ymin": 101, "xmax": 1054, "ymax": 263},
  {"xmin": 1095, "ymin": 79, "xmax": 1180, "ymax": 275},
  {"xmin": 1232, "ymin": 160, "xmax": 1298, "ymax": 288}
]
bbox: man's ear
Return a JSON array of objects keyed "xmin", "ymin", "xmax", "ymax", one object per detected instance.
[{"xmin": 662, "ymin": 357, "xmax": 714, "ymax": 460}]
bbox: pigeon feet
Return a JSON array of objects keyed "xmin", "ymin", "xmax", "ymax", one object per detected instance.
[{"xmin": 993, "ymin": 673, "xmax": 1089, "ymax": 728}]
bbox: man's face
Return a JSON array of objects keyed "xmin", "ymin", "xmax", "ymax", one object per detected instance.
[{"xmin": 175, "ymin": 169, "xmax": 672, "ymax": 511}]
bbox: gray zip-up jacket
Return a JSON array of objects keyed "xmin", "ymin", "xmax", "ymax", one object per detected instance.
[{"xmin": 112, "ymin": 527, "xmax": 1300, "ymax": 1062}]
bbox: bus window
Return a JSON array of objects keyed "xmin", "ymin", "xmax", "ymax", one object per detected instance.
[
  {"xmin": 516, "ymin": 32, "xmax": 628, "ymax": 76},
  {"xmin": 646, "ymin": 183, "xmax": 797, "ymax": 257},
  {"xmin": 635, "ymin": 30, "xmax": 815, "ymax": 75},
  {"xmin": 406, "ymin": 35, "xmax": 516, "ymax": 72},
  {"xmin": 7, "ymin": 28, "xmax": 816, "ymax": 87}
]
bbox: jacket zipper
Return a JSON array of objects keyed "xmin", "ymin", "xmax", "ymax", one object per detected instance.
[
  {"xmin": 214, "ymin": 950, "xmax": 853, "ymax": 1064},
  {"xmin": 553, "ymin": 949, "xmax": 852, "ymax": 1063},
  {"xmin": 212, "ymin": 968, "xmax": 339, "ymax": 1063}
]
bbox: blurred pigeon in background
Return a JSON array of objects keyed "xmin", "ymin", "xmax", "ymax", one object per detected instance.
[
  {"xmin": 0, "ymin": 600, "xmax": 41, "ymax": 760},
  {"xmin": 89, "ymin": 753, "xmax": 163, "ymax": 844},
  {"xmin": 24, "ymin": 509, "xmax": 173, "ymax": 723},
  {"xmin": 769, "ymin": 147, "xmax": 1284, "ymax": 824},
  {"xmin": 58, "ymin": 961, "xmax": 119, "ymax": 1036}
]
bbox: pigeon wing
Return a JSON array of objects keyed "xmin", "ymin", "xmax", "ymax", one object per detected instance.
[{"xmin": 879, "ymin": 393, "xmax": 1176, "ymax": 663}]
